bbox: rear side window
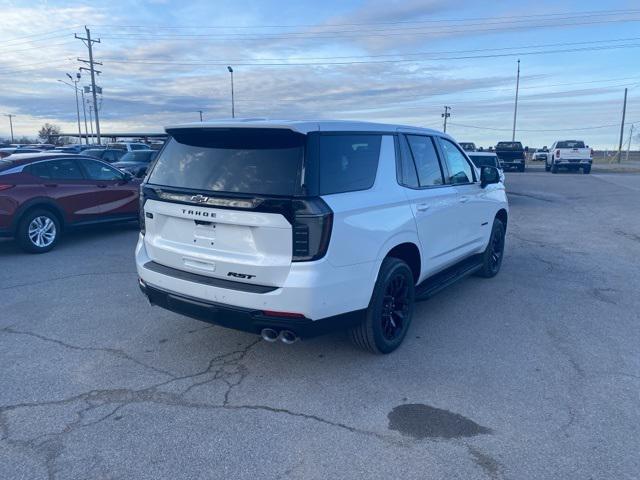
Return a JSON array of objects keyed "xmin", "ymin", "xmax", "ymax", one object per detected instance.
[
  {"xmin": 439, "ymin": 139, "xmax": 475, "ymax": 184},
  {"xmin": 27, "ymin": 162, "xmax": 52, "ymax": 179},
  {"xmin": 48, "ymin": 159, "xmax": 84, "ymax": 180},
  {"xmin": 406, "ymin": 135, "xmax": 444, "ymax": 187},
  {"xmin": 318, "ymin": 134, "xmax": 381, "ymax": 195},
  {"xmin": 79, "ymin": 159, "xmax": 123, "ymax": 181},
  {"xmin": 148, "ymin": 129, "xmax": 305, "ymax": 196}
]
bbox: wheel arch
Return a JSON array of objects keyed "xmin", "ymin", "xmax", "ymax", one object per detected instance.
[
  {"xmin": 495, "ymin": 208, "xmax": 508, "ymax": 232},
  {"xmin": 12, "ymin": 198, "xmax": 66, "ymax": 233}
]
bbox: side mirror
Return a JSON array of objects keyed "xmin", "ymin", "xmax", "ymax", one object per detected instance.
[
  {"xmin": 121, "ymin": 171, "xmax": 133, "ymax": 182},
  {"xmin": 480, "ymin": 166, "xmax": 500, "ymax": 188}
]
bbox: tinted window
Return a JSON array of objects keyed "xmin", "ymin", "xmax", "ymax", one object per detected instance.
[
  {"xmin": 406, "ymin": 135, "xmax": 444, "ymax": 187},
  {"xmin": 468, "ymin": 155, "xmax": 499, "ymax": 168},
  {"xmin": 148, "ymin": 129, "xmax": 305, "ymax": 196},
  {"xmin": 556, "ymin": 141, "xmax": 585, "ymax": 149},
  {"xmin": 318, "ymin": 134, "xmax": 381, "ymax": 195},
  {"xmin": 121, "ymin": 151, "xmax": 155, "ymax": 163},
  {"xmin": 80, "ymin": 159, "xmax": 123, "ymax": 181},
  {"xmin": 439, "ymin": 139, "xmax": 475, "ymax": 184},
  {"xmin": 27, "ymin": 162, "xmax": 52, "ymax": 179},
  {"xmin": 496, "ymin": 142, "xmax": 523, "ymax": 150},
  {"xmin": 49, "ymin": 159, "xmax": 84, "ymax": 180},
  {"xmin": 398, "ymin": 135, "xmax": 418, "ymax": 188}
]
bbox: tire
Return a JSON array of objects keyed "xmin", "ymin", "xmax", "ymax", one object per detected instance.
[
  {"xmin": 477, "ymin": 218, "xmax": 505, "ymax": 278},
  {"xmin": 518, "ymin": 164, "xmax": 525, "ymax": 172},
  {"xmin": 545, "ymin": 160, "xmax": 551, "ymax": 172},
  {"xmin": 16, "ymin": 209, "xmax": 61, "ymax": 253},
  {"xmin": 349, "ymin": 257, "xmax": 415, "ymax": 354},
  {"xmin": 551, "ymin": 162, "xmax": 558, "ymax": 174},
  {"xmin": 583, "ymin": 166, "xmax": 591, "ymax": 174}
]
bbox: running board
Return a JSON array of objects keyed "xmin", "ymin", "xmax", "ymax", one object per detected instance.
[{"xmin": 415, "ymin": 255, "xmax": 483, "ymax": 301}]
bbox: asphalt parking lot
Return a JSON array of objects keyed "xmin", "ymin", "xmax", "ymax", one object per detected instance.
[{"xmin": 1, "ymin": 171, "xmax": 639, "ymax": 480}]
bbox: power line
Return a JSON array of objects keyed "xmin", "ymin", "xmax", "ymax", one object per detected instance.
[
  {"xmin": 89, "ymin": 8, "xmax": 640, "ymax": 29},
  {"xmin": 101, "ymin": 42, "xmax": 640, "ymax": 67},
  {"xmin": 97, "ymin": 17, "xmax": 640, "ymax": 41},
  {"xmin": 98, "ymin": 36, "xmax": 640, "ymax": 63},
  {"xmin": 448, "ymin": 121, "xmax": 638, "ymax": 132}
]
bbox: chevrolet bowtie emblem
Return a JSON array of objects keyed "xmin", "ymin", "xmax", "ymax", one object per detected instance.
[{"xmin": 190, "ymin": 195, "xmax": 209, "ymax": 203}]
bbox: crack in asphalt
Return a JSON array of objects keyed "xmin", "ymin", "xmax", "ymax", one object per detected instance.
[
  {"xmin": 0, "ymin": 270, "xmax": 137, "ymax": 291},
  {"xmin": 0, "ymin": 327, "xmax": 176, "ymax": 379},
  {"xmin": 0, "ymin": 336, "xmax": 406, "ymax": 478}
]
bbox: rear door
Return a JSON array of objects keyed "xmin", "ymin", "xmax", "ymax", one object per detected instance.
[
  {"xmin": 77, "ymin": 158, "xmax": 139, "ymax": 217},
  {"xmin": 398, "ymin": 134, "xmax": 465, "ymax": 276},
  {"xmin": 28, "ymin": 158, "xmax": 105, "ymax": 223},
  {"xmin": 142, "ymin": 128, "xmax": 305, "ymax": 287}
]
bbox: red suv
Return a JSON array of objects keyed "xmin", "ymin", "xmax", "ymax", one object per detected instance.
[{"xmin": 0, "ymin": 153, "xmax": 140, "ymax": 253}]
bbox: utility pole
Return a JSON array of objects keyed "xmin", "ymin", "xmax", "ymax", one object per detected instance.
[
  {"xmin": 227, "ymin": 66, "xmax": 235, "ymax": 118},
  {"xmin": 512, "ymin": 59, "xmax": 521, "ymax": 142},
  {"xmin": 66, "ymin": 73, "xmax": 82, "ymax": 144},
  {"xmin": 626, "ymin": 123, "xmax": 634, "ymax": 162},
  {"xmin": 76, "ymin": 27, "xmax": 102, "ymax": 144},
  {"xmin": 441, "ymin": 106, "xmax": 451, "ymax": 133},
  {"xmin": 4, "ymin": 114, "xmax": 15, "ymax": 143},
  {"xmin": 617, "ymin": 87, "xmax": 628, "ymax": 163},
  {"xmin": 197, "ymin": 110, "xmax": 203, "ymax": 122}
]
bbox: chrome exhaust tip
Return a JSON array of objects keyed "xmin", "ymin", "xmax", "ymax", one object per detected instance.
[
  {"xmin": 279, "ymin": 330, "xmax": 299, "ymax": 344},
  {"xmin": 261, "ymin": 328, "xmax": 279, "ymax": 342}
]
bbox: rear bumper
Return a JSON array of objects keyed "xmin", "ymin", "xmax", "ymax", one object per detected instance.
[
  {"xmin": 554, "ymin": 159, "xmax": 592, "ymax": 165},
  {"xmin": 135, "ymin": 234, "xmax": 376, "ymax": 322},
  {"xmin": 139, "ymin": 280, "xmax": 363, "ymax": 338}
]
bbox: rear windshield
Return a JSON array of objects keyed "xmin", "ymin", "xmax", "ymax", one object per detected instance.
[
  {"xmin": 556, "ymin": 141, "xmax": 585, "ymax": 149},
  {"xmin": 147, "ymin": 129, "xmax": 383, "ymax": 197},
  {"xmin": 148, "ymin": 128, "xmax": 305, "ymax": 196},
  {"xmin": 496, "ymin": 142, "xmax": 523, "ymax": 150},
  {"xmin": 468, "ymin": 155, "xmax": 499, "ymax": 168},
  {"xmin": 121, "ymin": 151, "xmax": 156, "ymax": 163},
  {"xmin": 107, "ymin": 144, "xmax": 128, "ymax": 151}
]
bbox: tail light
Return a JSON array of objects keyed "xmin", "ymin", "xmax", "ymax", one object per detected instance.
[
  {"xmin": 556, "ymin": 149, "xmax": 560, "ymax": 158},
  {"xmin": 139, "ymin": 184, "xmax": 147, "ymax": 235},
  {"xmin": 291, "ymin": 198, "xmax": 333, "ymax": 262},
  {"xmin": 0, "ymin": 184, "xmax": 14, "ymax": 191}
]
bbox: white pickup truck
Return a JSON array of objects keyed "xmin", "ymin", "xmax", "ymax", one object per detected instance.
[{"xmin": 545, "ymin": 140, "xmax": 592, "ymax": 174}]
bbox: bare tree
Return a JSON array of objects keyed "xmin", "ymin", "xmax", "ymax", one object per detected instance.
[{"xmin": 38, "ymin": 123, "xmax": 61, "ymax": 143}]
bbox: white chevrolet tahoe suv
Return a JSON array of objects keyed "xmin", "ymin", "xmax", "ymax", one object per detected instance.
[{"xmin": 136, "ymin": 120, "xmax": 508, "ymax": 353}]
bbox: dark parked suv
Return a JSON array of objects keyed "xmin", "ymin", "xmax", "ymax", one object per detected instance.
[{"xmin": 0, "ymin": 153, "xmax": 140, "ymax": 253}]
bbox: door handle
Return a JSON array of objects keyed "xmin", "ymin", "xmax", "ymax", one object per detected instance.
[
  {"xmin": 459, "ymin": 196, "xmax": 470, "ymax": 203},
  {"xmin": 97, "ymin": 184, "xmax": 107, "ymax": 188},
  {"xmin": 416, "ymin": 203, "xmax": 430, "ymax": 212}
]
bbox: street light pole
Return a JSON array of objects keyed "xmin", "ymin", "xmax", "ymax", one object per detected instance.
[
  {"xmin": 197, "ymin": 110, "xmax": 203, "ymax": 122},
  {"xmin": 227, "ymin": 66, "xmax": 235, "ymax": 118},
  {"xmin": 67, "ymin": 73, "xmax": 82, "ymax": 144},
  {"xmin": 512, "ymin": 59, "xmax": 521, "ymax": 142},
  {"xmin": 79, "ymin": 81, "xmax": 89, "ymax": 144}
]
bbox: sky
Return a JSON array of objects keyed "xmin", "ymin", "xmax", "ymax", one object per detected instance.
[{"xmin": 0, "ymin": 0, "xmax": 639, "ymax": 149}]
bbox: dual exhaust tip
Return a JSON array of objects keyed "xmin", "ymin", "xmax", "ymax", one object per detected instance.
[{"xmin": 261, "ymin": 328, "xmax": 299, "ymax": 344}]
